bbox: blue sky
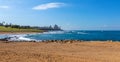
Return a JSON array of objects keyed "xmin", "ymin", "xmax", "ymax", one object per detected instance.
[{"xmin": 0, "ymin": 0, "xmax": 120, "ymax": 30}]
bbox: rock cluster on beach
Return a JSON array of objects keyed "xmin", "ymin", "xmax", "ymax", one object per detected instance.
[{"xmin": 42, "ymin": 40, "xmax": 82, "ymax": 43}]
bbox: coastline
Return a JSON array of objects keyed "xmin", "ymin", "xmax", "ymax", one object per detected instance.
[
  {"xmin": 0, "ymin": 31, "xmax": 120, "ymax": 62},
  {"xmin": 0, "ymin": 31, "xmax": 117, "ymax": 42},
  {"xmin": 0, "ymin": 41, "xmax": 120, "ymax": 62},
  {"xmin": 0, "ymin": 32, "xmax": 42, "ymax": 34}
]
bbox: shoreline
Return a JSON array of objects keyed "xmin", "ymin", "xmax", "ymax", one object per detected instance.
[
  {"xmin": 0, "ymin": 40, "xmax": 118, "ymax": 43},
  {"xmin": 0, "ymin": 31, "xmax": 119, "ymax": 42}
]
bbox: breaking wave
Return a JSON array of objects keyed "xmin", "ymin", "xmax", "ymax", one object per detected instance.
[
  {"xmin": 0, "ymin": 34, "xmax": 35, "ymax": 41},
  {"xmin": 8, "ymin": 35, "xmax": 34, "ymax": 41},
  {"xmin": 42, "ymin": 31, "xmax": 65, "ymax": 34},
  {"xmin": 77, "ymin": 32, "xmax": 88, "ymax": 34}
]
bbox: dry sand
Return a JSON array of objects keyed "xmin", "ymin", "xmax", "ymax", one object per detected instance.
[{"xmin": 0, "ymin": 41, "xmax": 120, "ymax": 62}]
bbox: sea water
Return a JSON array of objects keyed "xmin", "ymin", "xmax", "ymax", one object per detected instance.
[{"xmin": 0, "ymin": 30, "xmax": 120, "ymax": 41}]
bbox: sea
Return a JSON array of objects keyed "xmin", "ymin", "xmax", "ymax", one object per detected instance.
[{"xmin": 0, "ymin": 30, "xmax": 120, "ymax": 41}]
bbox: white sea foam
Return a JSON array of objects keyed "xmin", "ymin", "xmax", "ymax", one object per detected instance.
[
  {"xmin": 77, "ymin": 32, "xmax": 88, "ymax": 34},
  {"xmin": 42, "ymin": 31, "xmax": 65, "ymax": 34},
  {"xmin": 40, "ymin": 31, "xmax": 88, "ymax": 35},
  {"xmin": 7, "ymin": 34, "xmax": 35, "ymax": 41},
  {"xmin": 0, "ymin": 35, "xmax": 8, "ymax": 39}
]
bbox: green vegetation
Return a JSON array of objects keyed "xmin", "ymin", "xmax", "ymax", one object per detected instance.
[
  {"xmin": 0, "ymin": 21, "xmax": 62, "ymax": 32},
  {"xmin": 0, "ymin": 26, "xmax": 43, "ymax": 32}
]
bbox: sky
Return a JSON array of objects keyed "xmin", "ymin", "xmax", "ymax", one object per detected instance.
[{"xmin": 0, "ymin": 0, "xmax": 120, "ymax": 30}]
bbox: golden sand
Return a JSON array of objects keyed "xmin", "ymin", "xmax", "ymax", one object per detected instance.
[{"xmin": 0, "ymin": 41, "xmax": 120, "ymax": 62}]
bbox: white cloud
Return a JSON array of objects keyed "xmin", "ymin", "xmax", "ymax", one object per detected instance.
[
  {"xmin": 32, "ymin": 2, "xmax": 65, "ymax": 10},
  {"xmin": 0, "ymin": 6, "xmax": 9, "ymax": 9}
]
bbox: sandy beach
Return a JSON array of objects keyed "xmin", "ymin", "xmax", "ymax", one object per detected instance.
[{"xmin": 0, "ymin": 41, "xmax": 120, "ymax": 62}]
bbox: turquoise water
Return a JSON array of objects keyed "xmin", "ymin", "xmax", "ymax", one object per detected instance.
[
  {"xmin": 0, "ymin": 30, "xmax": 120, "ymax": 41},
  {"xmin": 25, "ymin": 30, "xmax": 120, "ymax": 41}
]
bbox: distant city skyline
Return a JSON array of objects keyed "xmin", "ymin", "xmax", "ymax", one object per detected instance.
[{"xmin": 0, "ymin": 0, "xmax": 120, "ymax": 30}]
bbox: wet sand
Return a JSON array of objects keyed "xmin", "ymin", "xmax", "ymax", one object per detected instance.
[{"xmin": 0, "ymin": 41, "xmax": 120, "ymax": 62}]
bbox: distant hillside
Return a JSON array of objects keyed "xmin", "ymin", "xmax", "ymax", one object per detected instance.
[
  {"xmin": 0, "ymin": 26, "xmax": 43, "ymax": 32},
  {"xmin": 0, "ymin": 21, "xmax": 62, "ymax": 32}
]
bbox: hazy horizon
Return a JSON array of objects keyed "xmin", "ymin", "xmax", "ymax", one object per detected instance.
[{"xmin": 0, "ymin": 0, "xmax": 120, "ymax": 30}]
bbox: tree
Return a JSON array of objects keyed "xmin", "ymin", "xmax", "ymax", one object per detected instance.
[
  {"xmin": 49, "ymin": 25, "xmax": 53, "ymax": 30},
  {"xmin": 54, "ymin": 24, "xmax": 61, "ymax": 30},
  {"xmin": 11, "ymin": 25, "xmax": 20, "ymax": 28},
  {"xmin": 2, "ymin": 21, "xmax": 5, "ymax": 25},
  {"xmin": 0, "ymin": 23, "xmax": 3, "ymax": 26}
]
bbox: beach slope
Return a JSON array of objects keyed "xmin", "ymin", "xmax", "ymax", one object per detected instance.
[{"xmin": 0, "ymin": 41, "xmax": 120, "ymax": 62}]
